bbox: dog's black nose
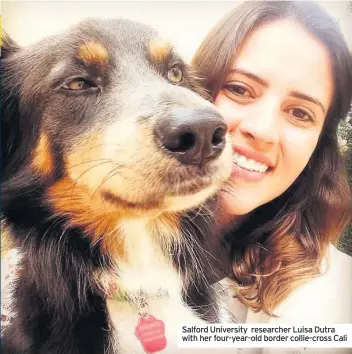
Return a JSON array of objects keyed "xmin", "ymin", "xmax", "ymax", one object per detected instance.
[{"xmin": 155, "ymin": 107, "xmax": 227, "ymax": 166}]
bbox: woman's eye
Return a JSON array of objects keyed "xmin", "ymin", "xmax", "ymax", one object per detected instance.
[
  {"xmin": 167, "ymin": 67, "xmax": 183, "ymax": 84},
  {"xmin": 288, "ymin": 108, "xmax": 314, "ymax": 122},
  {"xmin": 224, "ymin": 84, "xmax": 253, "ymax": 98},
  {"xmin": 62, "ymin": 78, "xmax": 94, "ymax": 91}
]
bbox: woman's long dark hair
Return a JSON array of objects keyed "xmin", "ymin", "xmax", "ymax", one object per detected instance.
[{"xmin": 192, "ymin": 1, "xmax": 352, "ymax": 314}]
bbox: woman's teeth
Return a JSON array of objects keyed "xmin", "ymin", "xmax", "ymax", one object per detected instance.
[{"xmin": 233, "ymin": 153, "xmax": 269, "ymax": 173}]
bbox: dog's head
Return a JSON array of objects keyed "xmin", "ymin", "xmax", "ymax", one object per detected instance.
[{"xmin": 1, "ymin": 19, "xmax": 231, "ymax": 222}]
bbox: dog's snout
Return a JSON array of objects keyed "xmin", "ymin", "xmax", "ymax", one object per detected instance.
[{"xmin": 155, "ymin": 108, "xmax": 227, "ymax": 166}]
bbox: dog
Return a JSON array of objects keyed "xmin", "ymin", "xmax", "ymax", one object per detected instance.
[{"xmin": 1, "ymin": 18, "xmax": 233, "ymax": 353}]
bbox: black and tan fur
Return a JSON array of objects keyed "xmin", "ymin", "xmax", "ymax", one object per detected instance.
[{"xmin": 1, "ymin": 19, "xmax": 233, "ymax": 353}]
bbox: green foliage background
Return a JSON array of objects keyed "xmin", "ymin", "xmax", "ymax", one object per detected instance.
[
  {"xmin": 337, "ymin": 113, "xmax": 352, "ymax": 256},
  {"xmin": 335, "ymin": 1, "xmax": 352, "ymax": 256}
]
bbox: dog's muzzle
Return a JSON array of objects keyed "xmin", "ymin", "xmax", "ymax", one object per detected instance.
[{"xmin": 155, "ymin": 107, "xmax": 227, "ymax": 166}]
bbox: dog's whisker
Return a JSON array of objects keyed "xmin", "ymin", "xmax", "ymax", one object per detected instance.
[
  {"xmin": 67, "ymin": 161, "xmax": 114, "ymax": 203},
  {"xmin": 68, "ymin": 158, "xmax": 113, "ymax": 169},
  {"xmin": 72, "ymin": 143, "xmax": 121, "ymax": 155},
  {"xmin": 91, "ymin": 165, "xmax": 121, "ymax": 200}
]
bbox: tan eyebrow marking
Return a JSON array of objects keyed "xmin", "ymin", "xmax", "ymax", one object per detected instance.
[
  {"xmin": 149, "ymin": 37, "xmax": 172, "ymax": 64},
  {"xmin": 77, "ymin": 42, "xmax": 109, "ymax": 66}
]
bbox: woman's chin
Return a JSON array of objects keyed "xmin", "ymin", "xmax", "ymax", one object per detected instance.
[{"xmin": 219, "ymin": 184, "xmax": 259, "ymax": 217}]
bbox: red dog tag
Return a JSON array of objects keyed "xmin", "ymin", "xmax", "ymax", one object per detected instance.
[{"xmin": 135, "ymin": 315, "xmax": 167, "ymax": 353}]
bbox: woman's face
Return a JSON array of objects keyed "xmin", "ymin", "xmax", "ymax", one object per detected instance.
[{"xmin": 214, "ymin": 19, "xmax": 334, "ymax": 216}]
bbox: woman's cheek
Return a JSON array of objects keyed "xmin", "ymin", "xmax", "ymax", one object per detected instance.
[
  {"xmin": 214, "ymin": 93, "xmax": 242, "ymax": 127},
  {"xmin": 280, "ymin": 125, "xmax": 320, "ymax": 177}
]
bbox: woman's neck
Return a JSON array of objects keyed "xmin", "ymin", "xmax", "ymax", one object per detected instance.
[{"xmin": 214, "ymin": 203, "xmax": 246, "ymax": 238}]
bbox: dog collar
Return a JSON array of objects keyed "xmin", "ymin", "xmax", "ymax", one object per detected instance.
[
  {"xmin": 106, "ymin": 281, "xmax": 170, "ymax": 312},
  {"xmin": 107, "ymin": 285, "xmax": 169, "ymax": 353}
]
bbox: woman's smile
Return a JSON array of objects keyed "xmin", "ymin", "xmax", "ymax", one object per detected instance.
[{"xmin": 231, "ymin": 144, "xmax": 274, "ymax": 181}]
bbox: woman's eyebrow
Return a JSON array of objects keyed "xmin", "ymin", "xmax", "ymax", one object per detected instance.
[
  {"xmin": 228, "ymin": 68, "xmax": 327, "ymax": 114},
  {"xmin": 289, "ymin": 91, "xmax": 326, "ymax": 114},
  {"xmin": 228, "ymin": 68, "xmax": 268, "ymax": 87}
]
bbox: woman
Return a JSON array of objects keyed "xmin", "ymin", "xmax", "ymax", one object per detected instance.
[{"xmin": 192, "ymin": 0, "xmax": 352, "ymax": 326}]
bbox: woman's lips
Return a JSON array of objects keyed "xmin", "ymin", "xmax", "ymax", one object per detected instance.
[
  {"xmin": 233, "ymin": 145, "xmax": 275, "ymax": 168},
  {"xmin": 231, "ymin": 161, "xmax": 271, "ymax": 181}
]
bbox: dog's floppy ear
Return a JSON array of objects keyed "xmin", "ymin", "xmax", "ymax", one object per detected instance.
[
  {"xmin": 1, "ymin": 32, "xmax": 21, "ymax": 58},
  {"xmin": 1, "ymin": 32, "xmax": 22, "ymax": 181}
]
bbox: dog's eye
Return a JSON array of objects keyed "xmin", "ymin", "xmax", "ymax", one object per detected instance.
[
  {"xmin": 62, "ymin": 78, "xmax": 94, "ymax": 91},
  {"xmin": 167, "ymin": 67, "xmax": 183, "ymax": 84}
]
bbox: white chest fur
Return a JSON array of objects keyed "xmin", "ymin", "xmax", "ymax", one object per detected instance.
[{"xmin": 105, "ymin": 219, "xmax": 206, "ymax": 354}]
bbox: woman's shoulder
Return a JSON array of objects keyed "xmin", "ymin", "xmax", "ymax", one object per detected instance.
[
  {"xmin": 325, "ymin": 243, "xmax": 352, "ymax": 272},
  {"xmin": 270, "ymin": 244, "xmax": 352, "ymax": 324}
]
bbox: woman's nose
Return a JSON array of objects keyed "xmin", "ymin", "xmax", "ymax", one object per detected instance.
[{"xmin": 238, "ymin": 98, "xmax": 280, "ymax": 146}]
